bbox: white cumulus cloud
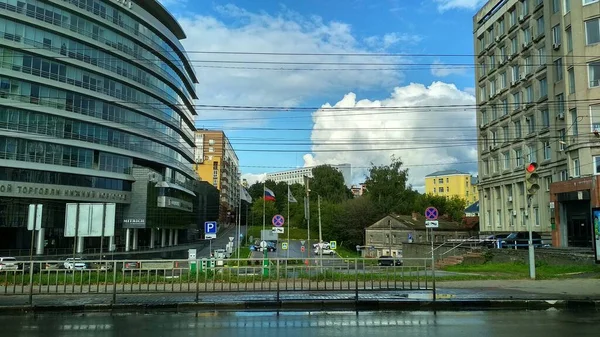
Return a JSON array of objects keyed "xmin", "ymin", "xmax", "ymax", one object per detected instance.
[
  {"xmin": 304, "ymin": 82, "xmax": 477, "ymax": 191},
  {"xmin": 434, "ymin": 0, "xmax": 486, "ymax": 11},
  {"xmin": 175, "ymin": 5, "xmax": 420, "ymax": 123},
  {"xmin": 241, "ymin": 173, "xmax": 266, "ymax": 186}
]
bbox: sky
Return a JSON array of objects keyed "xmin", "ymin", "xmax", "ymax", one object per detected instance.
[{"xmin": 158, "ymin": 0, "xmax": 485, "ymax": 191}]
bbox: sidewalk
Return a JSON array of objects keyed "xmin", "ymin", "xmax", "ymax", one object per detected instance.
[{"xmin": 0, "ymin": 279, "xmax": 598, "ymax": 313}]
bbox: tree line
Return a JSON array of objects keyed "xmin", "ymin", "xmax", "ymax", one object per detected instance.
[{"xmin": 246, "ymin": 157, "xmax": 469, "ymax": 247}]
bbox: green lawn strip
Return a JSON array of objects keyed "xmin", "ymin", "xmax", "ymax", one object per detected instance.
[{"xmin": 442, "ymin": 262, "xmax": 600, "ymax": 280}]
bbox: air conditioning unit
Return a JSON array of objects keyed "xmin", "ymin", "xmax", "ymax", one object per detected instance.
[
  {"xmin": 553, "ymin": 43, "xmax": 560, "ymax": 50},
  {"xmin": 495, "ymin": 36, "xmax": 501, "ymax": 42},
  {"xmin": 557, "ymin": 112, "xmax": 565, "ymax": 120},
  {"xmin": 512, "ymin": 210, "xmax": 517, "ymax": 216},
  {"xmin": 518, "ymin": 15, "xmax": 525, "ymax": 22},
  {"xmin": 508, "ymin": 196, "xmax": 513, "ymax": 202},
  {"xmin": 522, "ymin": 42, "xmax": 527, "ymax": 49}
]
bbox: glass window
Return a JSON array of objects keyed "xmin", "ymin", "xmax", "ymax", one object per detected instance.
[
  {"xmin": 554, "ymin": 58, "xmax": 563, "ymax": 81},
  {"xmin": 515, "ymin": 148, "xmax": 523, "ymax": 167},
  {"xmin": 570, "ymin": 108, "xmax": 578, "ymax": 135},
  {"xmin": 591, "ymin": 105, "xmax": 600, "ymax": 132},
  {"xmin": 552, "ymin": 0, "xmax": 560, "ymax": 12},
  {"xmin": 515, "ymin": 120, "xmax": 522, "ymax": 138},
  {"xmin": 586, "ymin": 19, "xmax": 600, "ymax": 45},
  {"xmin": 594, "ymin": 156, "xmax": 600, "ymax": 175},
  {"xmin": 543, "ymin": 141, "xmax": 551, "ymax": 160},
  {"xmin": 568, "ymin": 68, "xmax": 575, "ymax": 93},
  {"xmin": 563, "ymin": 0, "xmax": 570, "ymax": 12},
  {"xmin": 552, "ymin": 25, "xmax": 561, "ymax": 45},
  {"xmin": 539, "ymin": 77, "xmax": 548, "ymax": 98},
  {"xmin": 572, "ymin": 158, "xmax": 580, "ymax": 177},
  {"xmin": 589, "ymin": 61, "xmax": 600, "ymax": 87},
  {"xmin": 566, "ymin": 27, "xmax": 573, "ymax": 51},
  {"xmin": 541, "ymin": 109, "xmax": 550, "ymax": 128}
]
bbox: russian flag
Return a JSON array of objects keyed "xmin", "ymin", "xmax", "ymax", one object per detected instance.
[{"xmin": 264, "ymin": 187, "xmax": 276, "ymax": 202}]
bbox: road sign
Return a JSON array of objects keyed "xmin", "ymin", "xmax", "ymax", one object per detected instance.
[
  {"xmin": 282, "ymin": 242, "xmax": 288, "ymax": 250},
  {"xmin": 425, "ymin": 207, "xmax": 438, "ymax": 220},
  {"xmin": 272, "ymin": 214, "xmax": 285, "ymax": 227},
  {"xmin": 329, "ymin": 241, "xmax": 337, "ymax": 250},
  {"xmin": 272, "ymin": 227, "xmax": 284, "ymax": 234},
  {"xmin": 300, "ymin": 240, "xmax": 306, "ymax": 246},
  {"xmin": 260, "ymin": 241, "xmax": 268, "ymax": 248},
  {"xmin": 229, "ymin": 236, "xmax": 234, "ymax": 242},
  {"xmin": 425, "ymin": 220, "xmax": 439, "ymax": 228},
  {"xmin": 300, "ymin": 246, "xmax": 305, "ymax": 252},
  {"xmin": 204, "ymin": 221, "xmax": 217, "ymax": 239}
]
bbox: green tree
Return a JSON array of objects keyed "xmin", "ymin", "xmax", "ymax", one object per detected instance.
[
  {"xmin": 413, "ymin": 194, "xmax": 467, "ymax": 222},
  {"xmin": 249, "ymin": 198, "xmax": 278, "ymax": 227},
  {"xmin": 310, "ymin": 165, "xmax": 352, "ymax": 203},
  {"xmin": 331, "ymin": 196, "xmax": 382, "ymax": 247},
  {"xmin": 364, "ymin": 156, "xmax": 414, "ymax": 214}
]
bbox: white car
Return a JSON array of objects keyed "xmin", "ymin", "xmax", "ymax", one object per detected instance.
[
  {"xmin": 64, "ymin": 258, "xmax": 87, "ymax": 270},
  {"xmin": 313, "ymin": 242, "xmax": 330, "ymax": 249},
  {"xmin": 313, "ymin": 248, "xmax": 335, "ymax": 255},
  {"xmin": 0, "ymin": 257, "xmax": 18, "ymax": 271}
]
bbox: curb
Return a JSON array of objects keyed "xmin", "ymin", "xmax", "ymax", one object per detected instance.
[{"xmin": 0, "ymin": 299, "xmax": 598, "ymax": 314}]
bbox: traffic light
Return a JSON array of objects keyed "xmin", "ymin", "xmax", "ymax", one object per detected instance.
[{"xmin": 525, "ymin": 162, "xmax": 540, "ymax": 196}]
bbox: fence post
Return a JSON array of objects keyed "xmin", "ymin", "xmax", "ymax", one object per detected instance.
[
  {"xmin": 195, "ymin": 258, "xmax": 200, "ymax": 303},
  {"xmin": 111, "ymin": 260, "xmax": 117, "ymax": 305},
  {"xmin": 27, "ymin": 261, "xmax": 34, "ymax": 305},
  {"xmin": 354, "ymin": 258, "xmax": 358, "ymax": 302},
  {"xmin": 276, "ymin": 259, "xmax": 281, "ymax": 304}
]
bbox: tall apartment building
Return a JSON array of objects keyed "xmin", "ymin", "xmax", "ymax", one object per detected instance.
[
  {"xmin": 474, "ymin": 0, "xmax": 600, "ymax": 248},
  {"xmin": 265, "ymin": 163, "xmax": 352, "ymax": 187},
  {"xmin": 194, "ymin": 130, "xmax": 240, "ymax": 221},
  {"xmin": 424, "ymin": 170, "xmax": 479, "ymax": 204}
]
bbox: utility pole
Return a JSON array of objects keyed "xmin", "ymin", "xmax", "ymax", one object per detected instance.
[
  {"xmin": 318, "ymin": 194, "xmax": 323, "ymax": 269},
  {"xmin": 388, "ymin": 219, "xmax": 393, "ymax": 256},
  {"xmin": 304, "ymin": 175, "xmax": 311, "ymax": 265}
]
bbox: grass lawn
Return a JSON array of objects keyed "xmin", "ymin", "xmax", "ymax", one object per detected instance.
[{"xmin": 442, "ymin": 262, "xmax": 600, "ymax": 280}]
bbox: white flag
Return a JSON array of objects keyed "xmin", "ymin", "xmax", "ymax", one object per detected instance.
[
  {"xmin": 288, "ymin": 186, "xmax": 298, "ymax": 203},
  {"xmin": 240, "ymin": 186, "xmax": 253, "ymax": 203}
]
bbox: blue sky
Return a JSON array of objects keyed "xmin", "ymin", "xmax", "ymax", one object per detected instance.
[{"xmin": 158, "ymin": 0, "xmax": 484, "ymax": 190}]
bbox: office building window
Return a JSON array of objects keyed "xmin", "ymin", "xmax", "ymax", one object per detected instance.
[
  {"xmin": 503, "ymin": 151, "xmax": 510, "ymax": 169},
  {"xmin": 591, "ymin": 105, "xmax": 600, "ymax": 132},
  {"xmin": 563, "ymin": 0, "xmax": 570, "ymax": 13},
  {"xmin": 552, "ymin": 25, "xmax": 562, "ymax": 45},
  {"xmin": 515, "ymin": 120, "xmax": 522, "ymax": 138},
  {"xmin": 552, "ymin": 0, "xmax": 560, "ymax": 12},
  {"xmin": 515, "ymin": 147, "xmax": 523, "ymax": 167},
  {"xmin": 539, "ymin": 77, "xmax": 548, "ymax": 98},
  {"xmin": 545, "ymin": 176, "xmax": 552, "ymax": 191},
  {"xmin": 559, "ymin": 129, "xmax": 566, "ymax": 150},
  {"xmin": 594, "ymin": 156, "xmax": 600, "ymax": 175},
  {"xmin": 566, "ymin": 27, "xmax": 573, "ymax": 51}
]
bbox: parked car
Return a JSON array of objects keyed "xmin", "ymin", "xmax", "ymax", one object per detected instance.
[
  {"xmin": 377, "ymin": 256, "xmax": 403, "ymax": 266},
  {"xmin": 64, "ymin": 258, "xmax": 87, "ymax": 270},
  {"xmin": 500, "ymin": 232, "xmax": 543, "ymax": 249},
  {"xmin": 314, "ymin": 248, "xmax": 335, "ymax": 255},
  {"xmin": 480, "ymin": 234, "xmax": 510, "ymax": 248},
  {"xmin": 0, "ymin": 257, "xmax": 18, "ymax": 271}
]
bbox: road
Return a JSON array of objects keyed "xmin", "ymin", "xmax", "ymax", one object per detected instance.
[
  {"xmin": 199, "ymin": 225, "xmax": 240, "ymax": 258},
  {"xmin": 250, "ymin": 240, "xmax": 343, "ymax": 263},
  {"xmin": 2, "ymin": 311, "xmax": 598, "ymax": 336}
]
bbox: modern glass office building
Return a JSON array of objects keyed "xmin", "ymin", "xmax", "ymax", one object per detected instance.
[{"xmin": 0, "ymin": 0, "xmax": 200, "ymax": 252}]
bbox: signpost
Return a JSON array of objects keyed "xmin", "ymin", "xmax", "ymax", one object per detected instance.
[
  {"xmin": 204, "ymin": 221, "xmax": 217, "ymax": 256},
  {"xmin": 329, "ymin": 241, "xmax": 337, "ymax": 250},
  {"xmin": 425, "ymin": 206, "xmax": 438, "ymax": 300},
  {"xmin": 282, "ymin": 242, "xmax": 288, "ymax": 250},
  {"xmin": 204, "ymin": 221, "xmax": 217, "ymax": 239}
]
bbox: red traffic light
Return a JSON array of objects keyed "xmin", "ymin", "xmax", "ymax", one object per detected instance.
[{"xmin": 526, "ymin": 162, "xmax": 537, "ymax": 173}]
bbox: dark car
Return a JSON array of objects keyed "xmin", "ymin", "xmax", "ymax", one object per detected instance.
[
  {"xmin": 500, "ymin": 231, "xmax": 543, "ymax": 249},
  {"xmin": 377, "ymin": 256, "xmax": 402, "ymax": 266},
  {"xmin": 481, "ymin": 234, "xmax": 510, "ymax": 248}
]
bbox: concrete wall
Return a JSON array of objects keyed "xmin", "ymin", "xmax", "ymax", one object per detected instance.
[{"xmin": 402, "ymin": 242, "xmax": 595, "ymax": 266}]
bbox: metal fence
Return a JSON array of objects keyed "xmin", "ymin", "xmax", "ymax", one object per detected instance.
[{"xmin": 0, "ymin": 257, "xmax": 435, "ymax": 303}]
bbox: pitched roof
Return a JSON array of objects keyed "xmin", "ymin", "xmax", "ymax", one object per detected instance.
[
  {"xmin": 465, "ymin": 201, "xmax": 479, "ymax": 213},
  {"xmin": 425, "ymin": 170, "xmax": 469, "ymax": 177},
  {"xmin": 367, "ymin": 214, "xmax": 467, "ymax": 231}
]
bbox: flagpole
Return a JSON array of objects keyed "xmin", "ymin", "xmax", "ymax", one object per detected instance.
[
  {"xmin": 287, "ymin": 183, "xmax": 290, "ymax": 259},
  {"xmin": 262, "ymin": 182, "xmax": 266, "ymax": 233}
]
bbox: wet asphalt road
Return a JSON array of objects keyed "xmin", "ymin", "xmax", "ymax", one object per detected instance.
[{"xmin": 2, "ymin": 310, "xmax": 598, "ymax": 336}]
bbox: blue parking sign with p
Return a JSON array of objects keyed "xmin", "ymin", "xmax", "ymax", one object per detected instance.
[{"xmin": 204, "ymin": 221, "xmax": 217, "ymax": 234}]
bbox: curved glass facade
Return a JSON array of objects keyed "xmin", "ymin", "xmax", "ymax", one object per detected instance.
[{"xmin": 0, "ymin": 0, "xmax": 199, "ymax": 186}]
